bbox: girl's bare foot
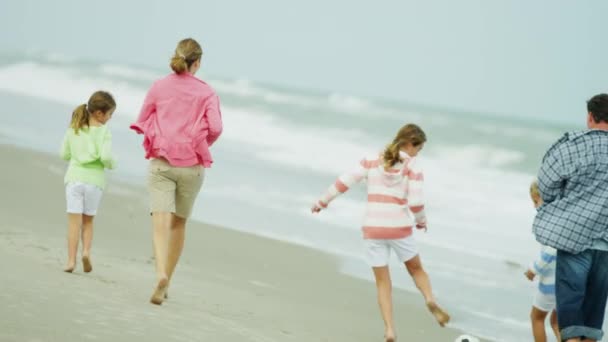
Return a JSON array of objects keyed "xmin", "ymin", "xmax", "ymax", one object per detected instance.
[
  {"xmin": 82, "ymin": 255, "xmax": 93, "ymax": 273},
  {"xmin": 150, "ymin": 278, "xmax": 169, "ymax": 305},
  {"xmin": 426, "ymin": 301, "xmax": 450, "ymax": 327},
  {"xmin": 384, "ymin": 334, "xmax": 396, "ymax": 342}
]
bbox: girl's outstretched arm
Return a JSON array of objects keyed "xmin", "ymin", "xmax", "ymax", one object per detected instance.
[{"xmin": 313, "ymin": 157, "xmax": 371, "ymax": 212}]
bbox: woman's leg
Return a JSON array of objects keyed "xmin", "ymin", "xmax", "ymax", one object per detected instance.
[
  {"xmin": 404, "ymin": 255, "xmax": 450, "ymax": 326},
  {"xmin": 530, "ymin": 307, "xmax": 549, "ymax": 342},
  {"xmin": 372, "ymin": 266, "xmax": 396, "ymax": 342},
  {"xmin": 163, "ymin": 165, "xmax": 203, "ymax": 299},
  {"xmin": 166, "ymin": 214, "xmax": 186, "ymax": 282},
  {"xmin": 65, "ymin": 213, "xmax": 82, "ymax": 272},
  {"xmin": 81, "ymin": 215, "xmax": 94, "ymax": 273},
  {"xmin": 150, "ymin": 211, "xmax": 171, "ymax": 305}
]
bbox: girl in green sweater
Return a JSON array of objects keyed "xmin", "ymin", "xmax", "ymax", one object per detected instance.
[{"xmin": 60, "ymin": 91, "xmax": 116, "ymax": 273}]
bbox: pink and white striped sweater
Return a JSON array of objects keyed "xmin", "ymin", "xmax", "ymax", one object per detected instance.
[{"xmin": 318, "ymin": 151, "xmax": 426, "ymax": 240}]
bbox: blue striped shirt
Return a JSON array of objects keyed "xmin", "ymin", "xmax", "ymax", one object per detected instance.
[{"xmin": 530, "ymin": 245, "xmax": 557, "ymax": 294}]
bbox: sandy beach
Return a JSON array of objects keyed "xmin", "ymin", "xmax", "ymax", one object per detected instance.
[{"xmin": 0, "ymin": 144, "xmax": 467, "ymax": 341}]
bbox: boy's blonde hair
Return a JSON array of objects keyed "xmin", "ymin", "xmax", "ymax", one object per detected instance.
[{"xmin": 530, "ymin": 181, "xmax": 540, "ymax": 198}]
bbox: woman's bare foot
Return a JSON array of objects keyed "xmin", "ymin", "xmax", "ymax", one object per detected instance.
[
  {"xmin": 384, "ymin": 330, "xmax": 396, "ymax": 342},
  {"xmin": 150, "ymin": 278, "xmax": 169, "ymax": 305},
  {"xmin": 426, "ymin": 301, "xmax": 450, "ymax": 327},
  {"xmin": 63, "ymin": 263, "xmax": 75, "ymax": 273},
  {"xmin": 82, "ymin": 255, "xmax": 92, "ymax": 273}
]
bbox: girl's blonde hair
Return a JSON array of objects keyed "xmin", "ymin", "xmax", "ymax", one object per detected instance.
[
  {"xmin": 170, "ymin": 38, "xmax": 203, "ymax": 74},
  {"xmin": 383, "ymin": 123, "xmax": 427, "ymax": 168},
  {"xmin": 70, "ymin": 91, "xmax": 116, "ymax": 134},
  {"xmin": 530, "ymin": 181, "xmax": 540, "ymax": 198}
]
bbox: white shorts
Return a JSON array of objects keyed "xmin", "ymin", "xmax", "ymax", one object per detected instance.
[
  {"xmin": 65, "ymin": 182, "xmax": 103, "ymax": 216},
  {"xmin": 365, "ymin": 237, "xmax": 419, "ymax": 267},
  {"xmin": 533, "ymin": 289, "xmax": 556, "ymax": 312}
]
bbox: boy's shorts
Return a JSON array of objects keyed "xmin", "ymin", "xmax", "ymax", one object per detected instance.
[
  {"xmin": 533, "ymin": 289, "xmax": 556, "ymax": 312},
  {"xmin": 66, "ymin": 182, "xmax": 103, "ymax": 216},
  {"xmin": 148, "ymin": 158, "xmax": 204, "ymax": 219},
  {"xmin": 365, "ymin": 236, "xmax": 418, "ymax": 267}
]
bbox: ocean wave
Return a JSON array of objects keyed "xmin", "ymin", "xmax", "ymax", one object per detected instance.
[
  {"xmin": 431, "ymin": 144, "xmax": 526, "ymax": 168},
  {"xmin": 99, "ymin": 64, "xmax": 160, "ymax": 81},
  {"xmin": 0, "ymin": 62, "xmax": 146, "ymax": 116},
  {"xmin": 327, "ymin": 93, "xmax": 372, "ymax": 112},
  {"xmin": 472, "ymin": 122, "xmax": 561, "ymax": 143}
]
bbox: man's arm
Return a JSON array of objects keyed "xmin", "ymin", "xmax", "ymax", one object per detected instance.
[{"xmin": 537, "ymin": 138, "xmax": 568, "ymax": 204}]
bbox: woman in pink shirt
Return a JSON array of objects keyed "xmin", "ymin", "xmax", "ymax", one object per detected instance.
[{"xmin": 130, "ymin": 38, "xmax": 223, "ymax": 305}]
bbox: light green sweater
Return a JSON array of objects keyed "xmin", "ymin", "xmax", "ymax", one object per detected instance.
[{"xmin": 60, "ymin": 125, "xmax": 115, "ymax": 189}]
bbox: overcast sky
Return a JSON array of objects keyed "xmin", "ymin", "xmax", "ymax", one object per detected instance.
[{"xmin": 1, "ymin": 0, "xmax": 606, "ymax": 122}]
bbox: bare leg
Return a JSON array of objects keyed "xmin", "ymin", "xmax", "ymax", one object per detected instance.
[
  {"xmin": 405, "ymin": 255, "xmax": 450, "ymax": 326},
  {"xmin": 166, "ymin": 214, "xmax": 186, "ymax": 282},
  {"xmin": 549, "ymin": 310, "xmax": 560, "ymax": 342},
  {"xmin": 65, "ymin": 214, "xmax": 82, "ymax": 272},
  {"xmin": 372, "ymin": 266, "xmax": 396, "ymax": 342},
  {"xmin": 150, "ymin": 212, "xmax": 171, "ymax": 305},
  {"xmin": 530, "ymin": 307, "xmax": 548, "ymax": 342},
  {"xmin": 81, "ymin": 215, "xmax": 94, "ymax": 273},
  {"xmin": 163, "ymin": 214, "xmax": 187, "ymax": 299}
]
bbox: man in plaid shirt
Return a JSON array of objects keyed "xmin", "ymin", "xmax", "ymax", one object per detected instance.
[{"xmin": 534, "ymin": 93, "xmax": 608, "ymax": 342}]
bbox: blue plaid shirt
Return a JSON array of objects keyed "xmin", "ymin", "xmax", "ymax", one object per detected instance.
[{"xmin": 533, "ymin": 130, "xmax": 608, "ymax": 254}]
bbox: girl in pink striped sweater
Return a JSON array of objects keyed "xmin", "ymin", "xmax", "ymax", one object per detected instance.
[{"xmin": 311, "ymin": 124, "xmax": 450, "ymax": 342}]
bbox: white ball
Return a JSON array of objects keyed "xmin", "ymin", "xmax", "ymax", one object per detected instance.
[{"xmin": 454, "ymin": 335, "xmax": 480, "ymax": 342}]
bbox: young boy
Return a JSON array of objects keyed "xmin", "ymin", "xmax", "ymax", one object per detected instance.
[{"xmin": 525, "ymin": 181, "xmax": 560, "ymax": 342}]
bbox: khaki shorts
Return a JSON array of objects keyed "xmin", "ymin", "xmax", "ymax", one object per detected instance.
[{"xmin": 147, "ymin": 158, "xmax": 205, "ymax": 218}]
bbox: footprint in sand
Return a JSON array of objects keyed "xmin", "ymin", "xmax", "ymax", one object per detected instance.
[
  {"xmin": 249, "ymin": 280, "xmax": 277, "ymax": 289},
  {"xmin": 81, "ymin": 333, "xmax": 99, "ymax": 340}
]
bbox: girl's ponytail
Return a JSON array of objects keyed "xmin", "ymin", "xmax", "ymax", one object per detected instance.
[
  {"xmin": 382, "ymin": 124, "xmax": 427, "ymax": 169},
  {"xmin": 69, "ymin": 91, "xmax": 116, "ymax": 134},
  {"xmin": 70, "ymin": 104, "xmax": 90, "ymax": 134},
  {"xmin": 383, "ymin": 140, "xmax": 402, "ymax": 169}
]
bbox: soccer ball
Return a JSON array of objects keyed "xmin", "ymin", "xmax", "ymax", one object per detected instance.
[{"xmin": 454, "ymin": 335, "xmax": 480, "ymax": 342}]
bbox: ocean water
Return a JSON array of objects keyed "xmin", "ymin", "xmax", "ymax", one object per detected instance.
[{"xmin": 0, "ymin": 53, "xmax": 584, "ymax": 341}]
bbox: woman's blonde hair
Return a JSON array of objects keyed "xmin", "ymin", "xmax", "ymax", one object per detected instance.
[
  {"xmin": 170, "ymin": 38, "xmax": 203, "ymax": 74},
  {"xmin": 383, "ymin": 123, "xmax": 427, "ymax": 168},
  {"xmin": 530, "ymin": 181, "xmax": 540, "ymax": 198},
  {"xmin": 70, "ymin": 91, "xmax": 116, "ymax": 134}
]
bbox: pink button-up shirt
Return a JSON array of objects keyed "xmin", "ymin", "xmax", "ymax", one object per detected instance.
[{"xmin": 130, "ymin": 73, "xmax": 223, "ymax": 167}]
